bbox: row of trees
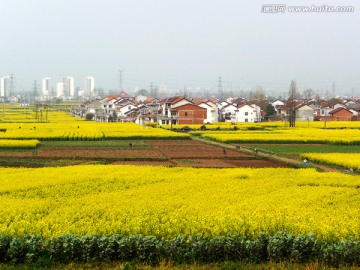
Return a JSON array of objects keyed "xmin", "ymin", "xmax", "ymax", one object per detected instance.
[{"xmin": 251, "ymin": 80, "xmax": 324, "ymax": 127}]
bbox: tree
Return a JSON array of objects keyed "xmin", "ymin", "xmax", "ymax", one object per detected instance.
[
  {"xmin": 250, "ymin": 85, "xmax": 268, "ymax": 110},
  {"xmin": 137, "ymin": 89, "xmax": 149, "ymax": 97},
  {"xmin": 287, "ymin": 80, "xmax": 298, "ymax": 127},
  {"xmin": 85, "ymin": 113, "xmax": 94, "ymax": 121},
  {"xmin": 303, "ymin": 88, "xmax": 315, "ymax": 100},
  {"xmin": 265, "ymin": 104, "xmax": 276, "ymax": 119}
]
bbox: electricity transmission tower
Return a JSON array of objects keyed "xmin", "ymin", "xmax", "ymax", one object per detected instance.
[
  {"xmin": 33, "ymin": 80, "xmax": 40, "ymax": 103},
  {"xmin": 118, "ymin": 69, "xmax": 123, "ymax": 91},
  {"xmin": 218, "ymin": 76, "xmax": 223, "ymax": 100},
  {"xmin": 8, "ymin": 74, "xmax": 15, "ymax": 106}
]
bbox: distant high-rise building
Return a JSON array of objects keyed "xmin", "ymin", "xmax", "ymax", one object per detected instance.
[
  {"xmin": 56, "ymin": 82, "xmax": 64, "ymax": 98},
  {"xmin": 0, "ymin": 76, "xmax": 10, "ymax": 97},
  {"xmin": 42, "ymin": 77, "xmax": 51, "ymax": 97},
  {"xmin": 63, "ymin": 76, "xmax": 75, "ymax": 97},
  {"xmin": 84, "ymin": 76, "xmax": 95, "ymax": 97}
]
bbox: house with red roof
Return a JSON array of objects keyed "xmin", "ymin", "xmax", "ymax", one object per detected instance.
[
  {"xmin": 158, "ymin": 96, "xmax": 207, "ymax": 125},
  {"xmin": 193, "ymin": 99, "xmax": 219, "ymax": 123},
  {"xmin": 171, "ymin": 104, "xmax": 207, "ymax": 125},
  {"xmin": 327, "ymin": 107, "xmax": 353, "ymax": 121}
]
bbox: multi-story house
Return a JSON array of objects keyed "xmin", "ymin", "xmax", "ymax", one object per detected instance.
[{"xmin": 159, "ymin": 96, "xmax": 207, "ymax": 125}]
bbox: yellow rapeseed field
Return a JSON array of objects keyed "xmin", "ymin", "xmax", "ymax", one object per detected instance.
[
  {"xmin": 301, "ymin": 153, "xmax": 360, "ymax": 170},
  {"xmin": 0, "ymin": 139, "xmax": 40, "ymax": 148},
  {"xmin": 0, "ymin": 122, "xmax": 189, "ymax": 140},
  {"xmin": 163, "ymin": 121, "xmax": 360, "ymax": 130},
  {"xmin": 201, "ymin": 128, "xmax": 360, "ymax": 144},
  {"xmin": 0, "ymin": 165, "xmax": 359, "ymax": 240}
]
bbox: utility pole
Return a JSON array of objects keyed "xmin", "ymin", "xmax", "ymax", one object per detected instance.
[
  {"xmin": 287, "ymin": 80, "xmax": 297, "ymax": 127},
  {"xmin": 150, "ymin": 82, "xmax": 154, "ymax": 97},
  {"xmin": 332, "ymin": 81, "xmax": 335, "ymax": 98},
  {"xmin": 63, "ymin": 78, "xmax": 66, "ymax": 99},
  {"xmin": 33, "ymin": 80, "xmax": 39, "ymax": 103},
  {"xmin": 2, "ymin": 102, "xmax": 4, "ymax": 120},
  {"xmin": 9, "ymin": 74, "xmax": 14, "ymax": 106},
  {"xmin": 9, "ymin": 74, "xmax": 14, "ymax": 97}
]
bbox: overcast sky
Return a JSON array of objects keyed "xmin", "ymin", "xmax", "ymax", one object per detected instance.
[{"xmin": 1, "ymin": 0, "xmax": 359, "ymax": 97}]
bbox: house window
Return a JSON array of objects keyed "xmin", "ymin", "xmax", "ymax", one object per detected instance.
[
  {"xmin": 245, "ymin": 112, "xmax": 248, "ymax": 116},
  {"xmin": 128, "ymin": 106, "xmax": 131, "ymax": 110},
  {"xmin": 185, "ymin": 112, "xmax": 188, "ymax": 116},
  {"xmin": 171, "ymin": 111, "xmax": 177, "ymax": 116},
  {"xmin": 162, "ymin": 120, "xmax": 166, "ymax": 125},
  {"xmin": 245, "ymin": 118, "xmax": 248, "ymax": 122}
]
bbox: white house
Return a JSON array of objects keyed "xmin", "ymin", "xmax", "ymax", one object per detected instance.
[
  {"xmin": 218, "ymin": 101, "xmax": 232, "ymax": 110},
  {"xmin": 117, "ymin": 103, "xmax": 137, "ymax": 118},
  {"xmin": 295, "ymin": 104, "xmax": 315, "ymax": 121},
  {"xmin": 100, "ymin": 98, "xmax": 118, "ymax": 115},
  {"xmin": 250, "ymin": 104, "xmax": 262, "ymax": 122},
  {"xmin": 349, "ymin": 109, "xmax": 358, "ymax": 116},
  {"xmin": 234, "ymin": 104, "xmax": 257, "ymax": 122},
  {"xmin": 135, "ymin": 95, "xmax": 147, "ymax": 102},
  {"xmin": 271, "ymin": 100, "xmax": 285, "ymax": 107},
  {"xmin": 197, "ymin": 100, "xmax": 219, "ymax": 123},
  {"xmin": 160, "ymin": 97, "xmax": 192, "ymax": 118},
  {"xmin": 220, "ymin": 103, "xmax": 238, "ymax": 122},
  {"xmin": 271, "ymin": 100, "xmax": 286, "ymax": 116}
]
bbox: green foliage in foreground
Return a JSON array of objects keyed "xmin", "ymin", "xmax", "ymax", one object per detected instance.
[
  {"xmin": 1, "ymin": 261, "xmax": 358, "ymax": 270},
  {"xmin": 0, "ymin": 233, "xmax": 359, "ymax": 268}
]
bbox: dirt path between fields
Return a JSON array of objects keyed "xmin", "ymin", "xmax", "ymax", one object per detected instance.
[{"xmin": 191, "ymin": 137, "xmax": 355, "ymax": 175}]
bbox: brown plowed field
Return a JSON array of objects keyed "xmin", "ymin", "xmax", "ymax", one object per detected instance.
[
  {"xmin": 36, "ymin": 147, "xmax": 165, "ymax": 159},
  {"xmin": 0, "ymin": 140, "xmax": 294, "ymax": 168},
  {"xmin": 147, "ymin": 140, "xmax": 248, "ymax": 158}
]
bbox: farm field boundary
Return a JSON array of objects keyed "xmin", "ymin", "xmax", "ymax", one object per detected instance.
[{"xmin": 0, "ymin": 139, "xmax": 293, "ymax": 168}]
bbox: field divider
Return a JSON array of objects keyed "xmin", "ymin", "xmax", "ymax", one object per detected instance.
[{"xmin": 191, "ymin": 137, "xmax": 346, "ymax": 173}]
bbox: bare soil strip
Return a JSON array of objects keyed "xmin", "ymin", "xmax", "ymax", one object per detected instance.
[
  {"xmin": 0, "ymin": 139, "xmax": 295, "ymax": 168},
  {"xmin": 191, "ymin": 137, "xmax": 350, "ymax": 173}
]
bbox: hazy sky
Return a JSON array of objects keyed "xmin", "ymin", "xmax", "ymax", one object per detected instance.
[{"xmin": 1, "ymin": 0, "xmax": 359, "ymax": 97}]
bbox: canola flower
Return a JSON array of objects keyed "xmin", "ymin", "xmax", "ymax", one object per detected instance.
[
  {"xmin": 162, "ymin": 121, "xmax": 360, "ymax": 130},
  {"xmin": 201, "ymin": 128, "xmax": 360, "ymax": 144},
  {"xmin": 0, "ymin": 165, "xmax": 359, "ymax": 240},
  {"xmin": 0, "ymin": 121, "xmax": 189, "ymax": 140},
  {"xmin": 0, "ymin": 139, "xmax": 40, "ymax": 148},
  {"xmin": 0, "ymin": 110, "xmax": 84, "ymax": 123},
  {"xmin": 301, "ymin": 153, "xmax": 360, "ymax": 171}
]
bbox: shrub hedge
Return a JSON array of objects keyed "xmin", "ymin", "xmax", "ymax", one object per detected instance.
[{"xmin": 0, "ymin": 232, "xmax": 359, "ymax": 267}]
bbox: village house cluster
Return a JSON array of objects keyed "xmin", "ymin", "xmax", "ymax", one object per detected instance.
[{"xmin": 72, "ymin": 90, "xmax": 360, "ymax": 125}]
